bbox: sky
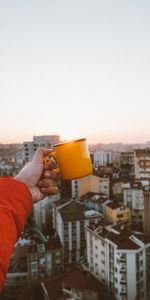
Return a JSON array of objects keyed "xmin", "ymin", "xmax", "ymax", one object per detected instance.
[{"xmin": 0, "ymin": 0, "xmax": 150, "ymax": 144}]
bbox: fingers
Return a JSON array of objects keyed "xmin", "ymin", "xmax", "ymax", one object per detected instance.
[
  {"xmin": 38, "ymin": 173, "xmax": 60, "ymax": 196},
  {"xmin": 40, "ymin": 185, "xmax": 59, "ymax": 195},
  {"xmin": 38, "ymin": 178, "xmax": 57, "ymax": 187},
  {"xmin": 43, "ymin": 158, "xmax": 57, "ymax": 171},
  {"xmin": 41, "ymin": 169, "xmax": 59, "ymax": 180}
]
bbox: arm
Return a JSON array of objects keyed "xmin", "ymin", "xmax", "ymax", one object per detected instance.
[
  {"xmin": 0, "ymin": 177, "xmax": 32, "ymax": 291},
  {"xmin": 0, "ymin": 148, "xmax": 59, "ymax": 292}
]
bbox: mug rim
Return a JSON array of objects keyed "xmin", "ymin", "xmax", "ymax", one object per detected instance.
[{"xmin": 54, "ymin": 138, "xmax": 86, "ymax": 147}]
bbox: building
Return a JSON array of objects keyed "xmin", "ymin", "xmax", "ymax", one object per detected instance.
[
  {"xmin": 4, "ymin": 227, "xmax": 63, "ymax": 299},
  {"xmin": 105, "ymin": 202, "xmax": 131, "ymax": 225},
  {"xmin": 123, "ymin": 182, "xmax": 144, "ymax": 225},
  {"xmin": 52, "ymin": 199, "xmax": 102, "ymax": 264},
  {"xmin": 143, "ymin": 185, "xmax": 150, "ymax": 240},
  {"xmin": 40, "ymin": 268, "xmax": 107, "ymax": 300},
  {"xmin": 32, "ymin": 193, "xmax": 60, "ymax": 230},
  {"xmin": 80, "ymin": 192, "xmax": 108, "ymax": 213},
  {"xmin": 91, "ymin": 150, "xmax": 112, "ymax": 168},
  {"xmin": 62, "ymin": 269, "xmax": 107, "ymax": 300},
  {"xmin": 86, "ymin": 224, "xmax": 150, "ymax": 300},
  {"xmin": 27, "ymin": 236, "xmax": 63, "ymax": 280},
  {"xmin": 120, "ymin": 152, "xmax": 134, "ymax": 178},
  {"xmin": 134, "ymin": 149, "xmax": 150, "ymax": 180},
  {"xmin": 71, "ymin": 174, "xmax": 109, "ymax": 199},
  {"xmin": 23, "ymin": 135, "xmax": 60, "ymax": 162}
]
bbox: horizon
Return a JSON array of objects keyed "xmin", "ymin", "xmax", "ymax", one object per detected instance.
[{"xmin": 1, "ymin": 134, "xmax": 150, "ymax": 146}]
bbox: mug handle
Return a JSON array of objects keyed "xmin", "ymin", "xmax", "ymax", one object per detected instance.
[{"xmin": 43, "ymin": 151, "xmax": 60, "ymax": 175}]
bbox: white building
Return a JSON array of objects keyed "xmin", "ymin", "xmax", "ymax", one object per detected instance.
[
  {"xmin": 91, "ymin": 151, "xmax": 112, "ymax": 168},
  {"xmin": 33, "ymin": 193, "xmax": 60, "ymax": 230},
  {"xmin": 71, "ymin": 174, "xmax": 109, "ymax": 199},
  {"xmin": 123, "ymin": 182, "xmax": 144, "ymax": 224},
  {"xmin": 134, "ymin": 149, "xmax": 150, "ymax": 179},
  {"xmin": 86, "ymin": 224, "xmax": 150, "ymax": 300},
  {"xmin": 23, "ymin": 135, "xmax": 60, "ymax": 162},
  {"xmin": 53, "ymin": 199, "xmax": 102, "ymax": 264}
]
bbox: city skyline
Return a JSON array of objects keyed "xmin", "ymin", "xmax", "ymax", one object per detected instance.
[{"xmin": 0, "ymin": 0, "xmax": 150, "ymax": 145}]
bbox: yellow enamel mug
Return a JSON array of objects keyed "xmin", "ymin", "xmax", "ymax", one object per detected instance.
[{"xmin": 45, "ymin": 138, "xmax": 93, "ymax": 180}]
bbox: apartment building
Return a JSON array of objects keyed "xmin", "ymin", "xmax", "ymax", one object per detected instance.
[
  {"xmin": 91, "ymin": 150, "xmax": 112, "ymax": 168},
  {"xmin": 71, "ymin": 174, "xmax": 109, "ymax": 199},
  {"xmin": 53, "ymin": 199, "xmax": 102, "ymax": 264},
  {"xmin": 27, "ymin": 237, "xmax": 63, "ymax": 280},
  {"xmin": 80, "ymin": 192, "xmax": 108, "ymax": 213},
  {"xmin": 120, "ymin": 152, "xmax": 134, "ymax": 178},
  {"xmin": 134, "ymin": 149, "xmax": 150, "ymax": 179},
  {"xmin": 62, "ymin": 269, "xmax": 107, "ymax": 300},
  {"xmin": 4, "ymin": 230, "xmax": 63, "ymax": 298},
  {"xmin": 86, "ymin": 224, "xmax": 150, "ymax": 300},
  {"xmin": 123, "ymin": 182, "xmax": 144, "ymax": 224},
  {"xmin": 32, "ymin": 193, "xmax": 60, "ymax": 230},
  {"xmin": 105, "ymin": 202, "xmax": 131, "ymax": 225},
  {"xmin": 23, "ymin": 135, "xmax": 60, "ymax": 162}
]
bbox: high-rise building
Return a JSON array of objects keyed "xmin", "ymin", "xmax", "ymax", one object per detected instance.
[
  {"xmin": 86, "ymin": 224, "xmax": 150, "ymax": 300},
  {"xmin": 32, "ymin": 193, "xmax": 60, "ymax": 230},
  {"xmin": 134, "ymin": 149, "xmax": 150, "ymax": 179},
  {"xmin": 123, "ymin": 181, "xmax": 144, "ymax": 224},
  {"xmin": 52, "ymin": 199, "xmax": 102, "ymax": 264},
  {"xmin": 23, "ymin": 135, "xmax": 60, "ymax": 162},
  {"xmin": 91, "ymin": 150, "xmax": 112, "ymax": 168}
]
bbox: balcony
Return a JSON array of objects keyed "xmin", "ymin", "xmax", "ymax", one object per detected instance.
[
  {"xmin": 120, "ymin": 268, "xmax": 126, "ymax": 273},
  {"xmin": 120, "ymin": 256, "xmax": 126, "ymax": 262},
  {"xmin": 120, "ymin": 291, "xmax": 127, "ymax": 296}
]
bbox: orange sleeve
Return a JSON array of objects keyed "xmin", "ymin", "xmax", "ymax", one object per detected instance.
[{"xmin": 0, "ymin": 177, "xmax": 32, "ymax": 292}]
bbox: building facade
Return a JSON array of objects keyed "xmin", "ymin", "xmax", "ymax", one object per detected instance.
[
  {"xmin": 32, "ymin": 193, "xmax": 60, "ymax": 230},
  {"xmin": 134, "ymin": 149, "xmax": 150, "ymax": 180},
  {"xmin": 86, "ymin": 224, "xmax": 150, "ymax": 300},
  {"xmin": 105, "ymin": 202, "xmax": 131, "ymax": 225},
  {"xmin": 123, "ymin": 182, "xmax": 144, "ymax": 225},
  {"xmin": 91, "ymin": 151, "xmax": 112, "ymax": 168},
  {"xmin": 71, "ymin": 175, "xmax": 109, "ymax": 199},
  {"xmin": 23, "ymin": 135, "xmax": 60, "ymax": 162},
  {"xmin": 53, "ymin": 199, "xmax": 102, "ymax": 264}
]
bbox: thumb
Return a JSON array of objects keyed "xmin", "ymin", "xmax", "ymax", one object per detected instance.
[{"xmin": 32, "ymin": 148, "xmax": 51, "ymax": 163}]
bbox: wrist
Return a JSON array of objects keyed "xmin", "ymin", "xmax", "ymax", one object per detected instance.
[{"xmin": 15, "ymin": 174, "xmax": 30, "ymax": 192}]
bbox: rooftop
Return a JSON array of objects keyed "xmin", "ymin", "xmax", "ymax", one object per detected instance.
[
  {"xmin": 59, "ymin": 201, "xmax": 101, "ymax": 222},
  {"xmin": 62, "ymin": 269, "xmax": 106, "ymax": 296},
  {"xmin": 89, "ymin": 224, "xmax": 149, "ymax": 250},
  {"xmin": 42, "ymin": 269, "xmax": 106, "ymax": 300},
  {"xmin": 135, "ymin": 148, "xmax": 150, "ymax": 156},
  {"xmin": 106, "ymin": 202, "xmax": 126, "ymax": 210}
]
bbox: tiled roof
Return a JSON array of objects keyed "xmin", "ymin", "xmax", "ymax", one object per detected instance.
[
  {"xmin": 91, "ymin": 225, "xmax": 148, "ymax": 250},
  {"xmin": 106, "ymin": 202, "xmax": 123, "ymax": 209},
  {"xmin": 59, "ymin": 201, "xmax": 100, "ymax": 222},
  {"xmin": 59, "ymin": 201, "xmax": 85, "ymax": 221}
]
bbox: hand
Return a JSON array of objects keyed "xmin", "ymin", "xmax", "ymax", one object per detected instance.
[{"xmin": 15, "ymin": 148, "xmax": 59, "ymax": 203}]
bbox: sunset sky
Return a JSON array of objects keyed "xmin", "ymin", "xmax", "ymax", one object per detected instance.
[{"xmin": 0, "ymin": 0, "xmax": 150, "ymax": 144}]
